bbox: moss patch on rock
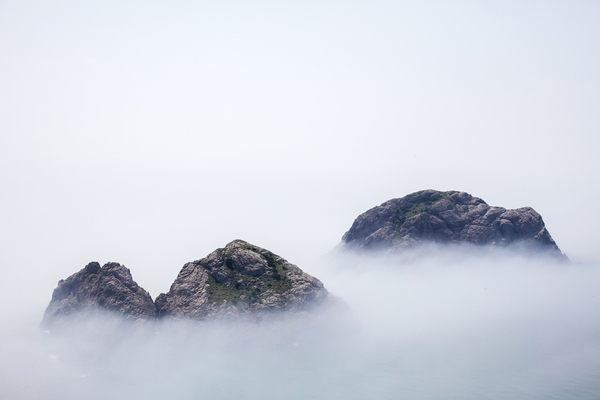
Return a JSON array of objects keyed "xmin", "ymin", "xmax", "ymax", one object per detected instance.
[{"xmin": 205, "ymin": 245, "xmax": 293, "ymax": 306}]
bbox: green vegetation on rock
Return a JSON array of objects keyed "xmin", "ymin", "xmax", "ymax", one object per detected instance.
[
  {"xmin": 206, "ymin": 273, "xmax": 244, "ymax": 305},
  {"xmin": 399, "ymin": 191, "xmax": 447, "ymax": 219},
  {"xmin": 205, "ymin": 248, "xmax": 293, "ymax": 306}
]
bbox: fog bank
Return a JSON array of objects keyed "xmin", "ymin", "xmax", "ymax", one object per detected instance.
[{"xmin": 2, "ymin": 248, "xmax": 600, "ymax": 399}]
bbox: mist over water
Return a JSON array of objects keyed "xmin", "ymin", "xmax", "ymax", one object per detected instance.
[
  {"xmin": 1, "ymin": 2, "xmax": 599, "ymax": 397},
  {"xmin": 2, "ymin": 247, "xmax": 600, "ymax": 400},
  {"xmin": 318, "ymin": 247, "xmax": 600, "ymax": 398}
]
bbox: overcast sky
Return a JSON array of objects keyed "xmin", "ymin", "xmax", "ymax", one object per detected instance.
[{"xmin": 1, "ymin": 1, "xmax": 599, "ymax": 306}]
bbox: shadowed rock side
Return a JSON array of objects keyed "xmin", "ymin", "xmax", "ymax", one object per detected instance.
[
  {"xmin": 155, "ymin": 240, "xmax": 331, "ymax": 320},
  {"xmin": 342, "ymin": 190, "xmax": 565, "ymax": 256},
  {"xmin": 41, "ymin": 262, "xmax": 156, "ymax": 328}
]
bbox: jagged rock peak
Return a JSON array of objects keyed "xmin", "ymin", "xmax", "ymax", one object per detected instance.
[
  {"xmin": 155, "ymin": 240, "xmax": 331, "ymax": 320},
  {"xmin": 342, "ymin": 189, "xmax": 565, "ymax": 256},
  {"xmin": 41, "ymin": 261, "xmax": 156, "ymax": 328}
]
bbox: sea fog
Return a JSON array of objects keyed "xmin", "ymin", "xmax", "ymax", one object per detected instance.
[
  {"xmin": 2, "ymin": 247, "xmax": 600, "ymax": 400},
  {"xmin": 1, "ymin": 1, "xmax": 599, "ymax": 398}
]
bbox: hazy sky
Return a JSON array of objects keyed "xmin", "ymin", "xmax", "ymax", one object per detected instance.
[{"xmin": 1, "ymin": 0, "xmax": 599, "ymax": 303}]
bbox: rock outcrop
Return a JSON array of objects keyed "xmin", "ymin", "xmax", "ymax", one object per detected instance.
[
  {"xmin": 155, "ymin": 240, "xmax": 331, "ymax": 320},
  {"xmin": 42, "ymin": 241, "xmax": 334, "ymax": 326},
  {"xmin": 41, "ymin": 262, "xmax": 157, "ymax": 328},
  {"xmin": 342, "ymin": 190, "xmax": 565, "ymax": 256}
]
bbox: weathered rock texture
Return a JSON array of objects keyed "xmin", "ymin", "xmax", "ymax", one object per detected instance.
[
  {"xmin": 41, "ymin": 262, "xmax": 156, "ymax": 327},
  {"xmin": 42, "ymin": 241, "xmax": 336, "ymax": 326},
  {"xmin": 155, "ymin": 240, "xmax": 331, "ymax": 320},
  {"xmin": 342, "ymin": 190, "xmax": 564, "ymax": 255}
]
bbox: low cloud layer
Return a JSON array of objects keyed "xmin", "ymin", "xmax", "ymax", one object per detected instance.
[{"xmin": 2, "ymin": 246, "xmax": 600, "ymax": 399}]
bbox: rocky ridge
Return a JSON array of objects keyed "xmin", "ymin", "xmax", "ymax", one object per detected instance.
[
  {"xmin": 342, "ymin": 189, "xmax": 564, "ymax": 256},
  {"xmin": 42, "ymin": 240, "xmax": 332, "ymax": 326}
]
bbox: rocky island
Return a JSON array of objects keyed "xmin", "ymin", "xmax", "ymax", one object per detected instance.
[
  {"xmin": 156, "ymin": 240, "xmax": 331, "ymax": 320},
  {"xmin": 42, "ymin": 240, "xmax": 333, "ymax": 327},
  {"xmin": 341, "ymin": 189, "xmax": 565, "ymax": 257}
]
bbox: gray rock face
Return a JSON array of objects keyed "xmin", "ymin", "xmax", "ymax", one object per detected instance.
[
  {"xmin": 42, "ymin": 241, "xmax": 336, "ymax": 326},
  {"xmin": 41, "ymin": 262, "xmax": 156, "ymax": 327},
  {"xmin": 342, "ymin": 190, "xmax": 564, "ymax": 255},
  {"xmin": 155, "ymin": 240, "xmax": 331, "ymax": 320}
]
